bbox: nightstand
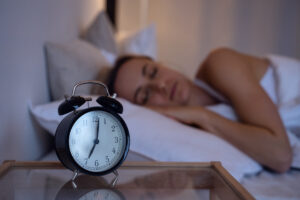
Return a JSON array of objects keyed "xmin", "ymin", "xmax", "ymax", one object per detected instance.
[{"xmin": 0, "ymin": 161, "xmax": 254, "ymax": 199}]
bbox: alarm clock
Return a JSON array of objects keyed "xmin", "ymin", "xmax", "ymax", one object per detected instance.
[{"xmin": 55, "ymin": 81, "xmax": 130, "ymax": 177}]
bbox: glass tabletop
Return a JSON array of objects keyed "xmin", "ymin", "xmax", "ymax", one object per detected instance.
[{"xmin": 0, "ymin": 161, "xmax": 254, "ymax": 200}]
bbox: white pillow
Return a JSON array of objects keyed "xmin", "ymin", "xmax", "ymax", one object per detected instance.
[
  {"xmin": 30, "ymin": 96, "xmax": 262, "ymax": 181},
  {"xmin": 84, "ymin": 11, "xmax": 118, "ymax": 54},
  {"xmin": 45, "ymin": 40, "xmax": 112, "ymax": 100},
  {"xmin": 99, "ymin": 49, "xmax": 117, "ymax": 65},
  {"xmin": 83, "ymin": 10, "xmax": 157, "ymax": 61},
  {"xmin": 117, "ymin": 24, "xmax": 157, "ymax": 60}
]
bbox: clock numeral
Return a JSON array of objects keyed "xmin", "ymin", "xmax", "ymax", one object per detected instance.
[
  {"xmin": 71, "ymin": 139, "xmax": 75, "ymax": 145},
  {"xmin": 114, "ymin": 136, "xmax": 119, "ymax": 143},
  {"xmin": 75, "ymin": 152, "xmax": 79, "ymax": 158},
  {"xmin": 105, "ymin": 156, "xmax": 110, "ymax": 164},
  {"xmin": 112, "ymin": 147, "xmax": 116, "ymax": 154},
  {"xmin": 111, "ymin": 125, "xmax": 116, "ymax": 132},
  {"xmin": 84, "ymin": 158, "xmax": 88, "ymax": 165},
  {"xmin": 95, "ymin": 160, "xmax": 99, "ymax": 166},
  {"xmin": 94, "ymin": 191, "xmax": 99, "ymax": 198},
  {"xmin": 104, "ymin": 118, "xmax": 106, "ymax": 125},
  {"xmin": 93, "ymin": 116, "xmax": 99, "ymax": 124},
  {"xmin": 82, "ymin": 120, "xmax": 88, "ymax": 126}
]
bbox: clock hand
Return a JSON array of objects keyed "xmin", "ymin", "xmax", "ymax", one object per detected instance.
[
  {"xmin": 88, "ymin": 143, "xmax": 96, "ymax": 159},
  {"xmin": 88, "ymin": 117, "xmax": 100, "ymax": 159},
  {"xmin": 96, "ymin": 116, "xmax": 100, "ymax": 140}
]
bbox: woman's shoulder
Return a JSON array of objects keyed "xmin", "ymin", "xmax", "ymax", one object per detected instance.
[
  {"xmin": 206, "ymin": 47, "xmax": 237, "ymax": 61},
  {"xmin": 196, "ymin": 47, "xmax": 239, "ymax": 80},
  {"xmin": 201, "ymin": 47, "xmax": 245, "ymax": 69},
  {"xmin": 196, "ymin": 48, "xmax": 269, "ymax": 82}
]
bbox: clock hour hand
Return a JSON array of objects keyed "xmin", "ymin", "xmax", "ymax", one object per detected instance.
[
  {"xmin": 88, "ymin": 117, "xmax": 100, "ymax": 159},
  {"xmin": 88, "ymin": 143, "xmax": 96, "ymax": 159}
]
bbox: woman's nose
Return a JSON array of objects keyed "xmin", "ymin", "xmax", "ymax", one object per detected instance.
[{"xmin": 154, "ymin": 81, "xmax": 168, "ymax": 94}]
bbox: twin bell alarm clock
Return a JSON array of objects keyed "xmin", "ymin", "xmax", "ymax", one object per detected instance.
[{"xmin": 55, "ymin": 81, "xmax": 130, "ymax": 177}]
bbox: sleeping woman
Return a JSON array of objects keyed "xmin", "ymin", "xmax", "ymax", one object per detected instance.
[{"xmin": 107, "ymin": 48, "xmax": 293, "ymax": 173}]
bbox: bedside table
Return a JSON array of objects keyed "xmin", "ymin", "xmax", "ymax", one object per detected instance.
[{"xmin": 0, "ymin": 161, "xmax": 254, "ymax": 200}]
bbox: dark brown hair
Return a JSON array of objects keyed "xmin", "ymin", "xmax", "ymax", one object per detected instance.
[{"xmin": 107, "ymin": 55, "xmax": 152, "ymax": 95}]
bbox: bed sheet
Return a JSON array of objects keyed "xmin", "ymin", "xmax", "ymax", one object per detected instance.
[{"xmin": 40, "ymin": 150, "xmax": 300, "ymax": 200}]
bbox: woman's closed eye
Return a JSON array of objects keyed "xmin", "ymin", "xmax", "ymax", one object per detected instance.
[
  {"xmin": 140, "ymin": 88, "xmax": 151, "ymax": 105},
  {"xmin": 149, "ymin": 66, "xmax": 158, "ymax": 79}
]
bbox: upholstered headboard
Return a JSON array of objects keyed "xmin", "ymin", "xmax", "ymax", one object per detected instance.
[{"xmin": 0, "ymin": 0, "xmax": 106, "ymax": 162}]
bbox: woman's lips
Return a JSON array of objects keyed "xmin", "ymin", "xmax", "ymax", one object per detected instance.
[{"xmin": 170, "ymin": 82, "xmax": 178, "ymax": 100}]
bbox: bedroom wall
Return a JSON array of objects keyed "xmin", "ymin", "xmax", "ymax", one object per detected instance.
[
  {"xmin": 0, "ymin": 0, "xmax": 105, "ymax": 162},
  {"xmin": 117, "ymin": 0, "xmax": 300, "ymax": 79}
]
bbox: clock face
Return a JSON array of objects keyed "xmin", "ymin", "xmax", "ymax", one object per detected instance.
[{"xmin": 68, "ymin": 110, "xmax": 127, "ymax": 173}]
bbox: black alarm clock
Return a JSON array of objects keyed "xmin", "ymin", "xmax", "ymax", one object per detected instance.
[{"xmin": 55, "ymin": 81, "xmax": 130, "ymax": 177}]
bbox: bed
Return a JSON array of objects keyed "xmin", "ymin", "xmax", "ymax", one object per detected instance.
[{"xmin": 3, "ymin": 0, "xmax": 299, "ymax": 199}]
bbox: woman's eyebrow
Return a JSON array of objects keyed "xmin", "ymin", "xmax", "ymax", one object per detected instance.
[{"xmin": 134, "ymin": 87, "xmax": 142, "ymax": 104}]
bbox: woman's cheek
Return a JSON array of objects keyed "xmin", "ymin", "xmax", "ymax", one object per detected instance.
[
  {"xmin": 175, "ymin": 82, "xmax": 189, "ymax": 105},
  {"xmin": 149, "ymin": 94, "xmax": 173, "ymax": 106}
]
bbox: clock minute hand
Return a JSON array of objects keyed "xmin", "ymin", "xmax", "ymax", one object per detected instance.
[
  {"xmin": 96, "ymin": 117, "xmax": 100, "ymax": 139},
  {"xmin": 88, "ymin": 118, "xmax": 100, "ymax": 159}
]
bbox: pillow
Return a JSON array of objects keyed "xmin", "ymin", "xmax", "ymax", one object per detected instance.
[
  {"xmin": 85, "ymin": 16, "xmax": 157, "ymax": 61},
  {"xmin": 84, "ymin": 11, "xmax": 118, "ymax": 54},
  {"xmin": 117, "ymin": 24, "xmax": 157, "ymax": 60},
  {"xmin": 99, "ymin": 48, "xmax": 117, "ymax": 65},
  {"xmin": 45, "ymin": 39, "xmax": 112, "ymax": 100},
  {"xmin": 30, "ymin": 96, "xmax": 262, "ymax": 181}
]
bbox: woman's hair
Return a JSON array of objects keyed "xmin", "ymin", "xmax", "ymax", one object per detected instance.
[{"xmin": 107, "ymin": 55, "xmax": 152, "ymax": 95}]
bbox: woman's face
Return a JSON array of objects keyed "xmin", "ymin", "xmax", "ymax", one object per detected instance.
[{"xmin": 114, "ymin": 58, "xmax": 193, "ymax": 106}]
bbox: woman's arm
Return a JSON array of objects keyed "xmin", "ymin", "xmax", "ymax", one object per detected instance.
[
  {"xmin": 157, "ymin": 48, "xmax": 292, "ymax": 172},
  {"xmin": 153, "ymin": 105, "xmax": 291, "ymax": 172},
  {"xmin": 200, "ymin": 48, "xmax": 292, "ymax": 172}
]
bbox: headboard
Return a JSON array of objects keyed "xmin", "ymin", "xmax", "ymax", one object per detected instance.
[{"xmin": 0, "ymin": 0, "xmax": 105, "ymax": 162}]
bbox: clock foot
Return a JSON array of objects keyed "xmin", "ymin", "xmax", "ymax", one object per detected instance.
[
  {"xmin": 71, "ymin": 181, "xmax": 77, "ymax": 189},
  {"xmin": 110, "ymin": 170, "xmax": 119, "ymax": 187},
  {"xmin": 71, "ymin": 170, "xmax": 79, "ymax": 189}
]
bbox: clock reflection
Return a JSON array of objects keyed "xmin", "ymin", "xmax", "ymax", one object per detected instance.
[{"xmin": 55, "ymin": 175, "xmax": 125, "ymax": 200}]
